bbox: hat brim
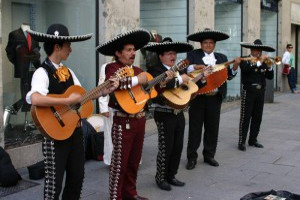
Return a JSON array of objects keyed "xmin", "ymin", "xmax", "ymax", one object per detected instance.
[
  {"xmin": 143, "ymin": 42, "xmax": 193, "ymax": 53},
  {"xmin": 240, "ymin": 42, "xmax": 275, "ymax": 52},
  {"xmin": 28, "ymin": 30, "xmax": 92, "ymax": 43},
  {"xmin": 96, "ymin": 29, "xmax": 150, "ymax": 56},
  {"xmin": 187, "ymin": 30, "xmax": 229, "ymax": 42}
]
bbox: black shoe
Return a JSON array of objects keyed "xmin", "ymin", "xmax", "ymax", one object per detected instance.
[
  {"xmin": 156, "ymin": 180, "xmax": 171, "ymax": 191},
  {"xmin": 167, "ymin": 177, "xmax": 185, "ymax": 186},
  {"xmin": 186, "ymin": 159, "xmax": 197, "ymax": 170},
  {"xmin": 249, "ymin": 142, "xmax": 264, "ymax": 148},
  {"xmin": 204, "ymin": 157, "xmax": 219, "ymax": 167},
  {"xmin": 238, "ymin": 144, "xmax": 246, "ymax": 151}
]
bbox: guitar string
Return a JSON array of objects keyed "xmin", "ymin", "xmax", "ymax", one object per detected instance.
[
  {"xmin": 55, "ymin": 68, "xmax": 128, "ymax": 116},
  {"xmin": 146, "ymin": 60, "xmax": 187, "ymax": 90}
]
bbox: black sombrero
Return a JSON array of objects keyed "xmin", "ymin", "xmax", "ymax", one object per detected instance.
[
  {"xmin": 96, "ymin": 29, "xmax": 151, "ymax": 56},
  {"xmin": 28, "ymin": 24, "xmax": 92, "ymax": 43},
  {"xmin": 240, "ymin": 39, "xmax": 275, "ymax": 52},
  {"xmin": 187, "ymin": 28, "xmax": 229, "ymax": 42},
  {"xmin": 143, "ymin": 37, "xmax": 193, "ymax": 54}
]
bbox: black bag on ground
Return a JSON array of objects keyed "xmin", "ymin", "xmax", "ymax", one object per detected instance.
[
  {"xmin": 82, "ymin": 118, "xmax": 104, "ymax": 161},
  {"xmin": 27, "ymin": 161, "xmax": 45, "ymax": 180},
  {"xmin": 0, "ymin": 147, "xmax": 22, "ymax": 187},
  {"xmin": 240, "ymin": 190, "xmax": 300, "ymax": 200}
]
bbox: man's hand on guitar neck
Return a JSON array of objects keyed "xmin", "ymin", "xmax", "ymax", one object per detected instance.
[
  {"xmin": 193, "ymin": 65, "xmax": 206, "ymax": 70},
  {"xmin": 233, "ymin": 57, "xmax": 241, "ymax": 71},
  {"xmin": 100, "ymin": 76, "xmax": 119, "ymax": 97},
  {"xmin": 160, "ymin": 71, "xmax": 175, "ymax": 88}
]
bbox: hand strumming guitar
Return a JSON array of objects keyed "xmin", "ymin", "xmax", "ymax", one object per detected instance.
[
  {"xmin": 137, "ymin": 72, "xmax": 148, "ymax": 85},
  {"xmin": 65, "ymin": 93, "xmax": 82, "ymax": 105},
  {"xmin": 180, "ymin": 74, "xmax": 190, "ymax": 84}
]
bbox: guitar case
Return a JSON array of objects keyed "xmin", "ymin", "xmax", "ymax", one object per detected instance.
[
  {"xmin": 82, "ymin": 119, "xmax": 104, "ymax": 161},
  {"xmin": 240, "ymin": 190, "xmax": 300, "ymax": 200},
  {"xmin": 0, "ymin": 147, "xmax": 22, "ymax": 187}
]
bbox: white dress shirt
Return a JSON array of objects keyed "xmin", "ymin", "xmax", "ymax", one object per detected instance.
[{"xmin": 26, "ymin": 61, "xmax": 81, "ymax": 104}]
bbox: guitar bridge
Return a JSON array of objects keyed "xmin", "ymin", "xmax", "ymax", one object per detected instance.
[{"xmin": 50, "ymin": 106, "xmax": 65, "ymax": 127}]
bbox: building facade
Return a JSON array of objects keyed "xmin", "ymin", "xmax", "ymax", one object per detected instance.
[{"xmin": 0, "ymin": 0, "xmax": 299, "ymax": 168}]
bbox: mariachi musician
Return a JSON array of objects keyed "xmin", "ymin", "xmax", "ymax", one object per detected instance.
[
  {"xmin": 238, "ymin": 39, "xmax": 275, "ymax": 151},
  {"xmin": 96, "ymin": 29, "xmax": 150, "ymax": 200},
  {"xmin": 185, "ymin": 28, "xmax": 239, "ymax": 169},
  {"xmin": 145, "ymin": 37, "xmax": 193, "ymax": 191},
  {"xmin": 26, "ymin": 24, "xmax": 119, "ymax": 200}
]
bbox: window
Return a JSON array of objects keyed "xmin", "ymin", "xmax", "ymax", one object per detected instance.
[{"xmin": 2, "ymin": 0, "xmax": 96, "ymax": 148}]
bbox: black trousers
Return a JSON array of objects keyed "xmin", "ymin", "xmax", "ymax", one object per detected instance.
[
  {"xmin": 154, "ymin": 110, "xmax": 185, "ymax": 183},
  {"xmin": 187, "ymin": 94, "xmax": 222, "ymax": 161},
  {"xmin": 239, "ymin": 87, "xmax": 265, "ymax": 145},
  {"xmin": 287, "ymin": 67, "xmax": 297, "ymax": 92},
  {"xmin": 43, "ymin": 128, "xmax": 84, "ymax": 200}
]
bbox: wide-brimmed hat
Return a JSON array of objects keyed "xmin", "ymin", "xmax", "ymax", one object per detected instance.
[
  {"xmin": 28, "ymin": 24, "xmax": 92, "ymax": 43},
  {"xmin": 187, "ymin": 28, "xmax": 229, "ymax": 42},
  {"xmin": 143, "ymin": 37, "xmax": 193, "ymax": 54},
  {"xmin": 240, "ymin": 39, "xmax": 275, "ymax": 52},
  {"xmin": 96, "ymin": 29, "xmax": 151, "ymax": 56}
]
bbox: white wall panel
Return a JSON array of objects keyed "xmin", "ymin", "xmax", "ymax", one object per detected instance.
[
  {"xmin": 215, "ymin": 1, "xmax": 242, "ymax": 98},
  {"xmin": 261, "ymin": 9, "xmax": 277, "ymax": 88},
  {"xmin": 140, "ymin": 0, "xmax": 187, "ymax": 61}
]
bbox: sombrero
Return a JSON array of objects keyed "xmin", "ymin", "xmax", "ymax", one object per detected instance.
[
  {"xmin": 240, "ymin": 39, "xmax": 275, "ymax": 52},
  {"xmin": 28, "ymin": 24, "xmax": 92, "ymax": 43},
  {"xmin": 96, "ymin": 29, "xmax": 151, "ymax": 56},
  {"xmin": 143, "ymin": 37, "xmax": 193, "ymax": 54},
  {"xmin": 187, "ymin": 28, "xmax": 229, "ymax": 42}
]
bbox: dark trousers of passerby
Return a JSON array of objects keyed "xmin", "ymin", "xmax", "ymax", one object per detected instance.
[
  {"xmin": 287, "ymin": 67, "xmax": 298, "ymax": 93},
  {"xmin": 239, "ymin": 86, "xmax": 265, "ymax": 145},
  {"xmin": 154, "ymin": 110, "xmax": 185, "ymax": 184},
  {"xmin": 43, "ymin": 128, "xmax": 84, "ymax": 200},
  {"xmin": 109, "ymin": 115, "xmax": 146, "ymax": 200},
  {"xmin": 187, "ymin": 94, "xmax": 222, "ymax": 161}
]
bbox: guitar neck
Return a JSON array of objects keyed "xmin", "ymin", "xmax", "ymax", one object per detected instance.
[
  {"xmin": 146, "ymin": 59, "xmax": 189, "ymax": 89},
  {"xmin": 192, "ymin": 72, "xmax": 204, "ymax": 83},
  {"xmin": 81, "ymin": 80, "xmax": 110, "ymax": 105}
]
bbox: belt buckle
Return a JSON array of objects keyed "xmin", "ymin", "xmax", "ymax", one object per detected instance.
[
  {"xmin": 256, "ymin": 84, "xmax": 262, "ymax": 89},
  {"xmin": 173, "ymin": 109, "xmax": 180, "ymax": 115}
]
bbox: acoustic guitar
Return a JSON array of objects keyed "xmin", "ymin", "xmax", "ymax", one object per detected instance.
[
  {"xmin": 189, "ymin": 63, "xmax": 231, "ymax": 94},
  {"xmin": 31, "ymin": 67, "xmax": 131, "ymax": 141},
  {"xmin": 162, "ymin": 66, "xmax": 213, "ymax": 109},
  {"xmin": 189, "ymin": 57, "xmax": 262, "ymax": 94},
  {"xmin": 114, "ymin": 59, "xmax": 190, "ymax": 114}
]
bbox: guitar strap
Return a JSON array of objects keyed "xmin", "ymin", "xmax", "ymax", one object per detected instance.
[
  {"xmin": 45, "ymin": 57, "xmax": 82, "ymax": 126},
  {"xmin": 45, "ymin": 57, "xmax": 60, "ymax": 80}
]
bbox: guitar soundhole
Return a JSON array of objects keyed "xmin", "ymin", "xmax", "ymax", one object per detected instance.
[
  {"xmin": 181, "ymin": 84, "xmax": 188, "ymax": 91},
  {"xmin": 143, "ymin": 83, "xmax": 151, "ymax": 93}
]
